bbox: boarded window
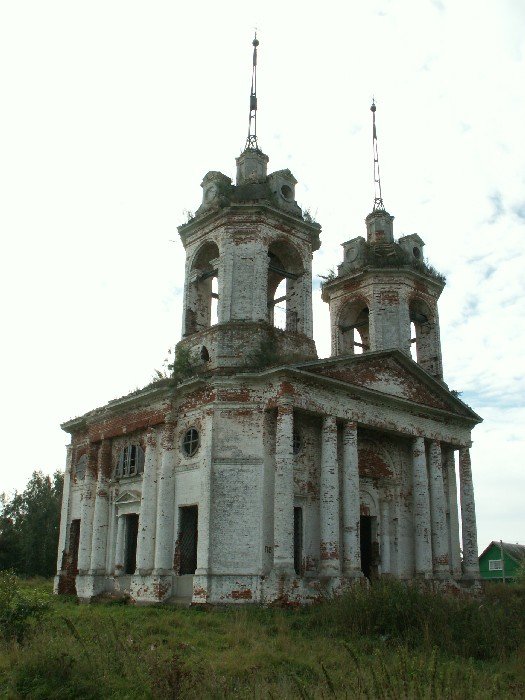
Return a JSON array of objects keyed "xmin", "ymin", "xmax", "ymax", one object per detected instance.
[
  {"xmin": 124, "ymin": 514, "xmax": 139, "ymax": 574},
  {"xmin": 178, "ymin": 506, "xmax": 198, "ymax": 575},
  {"xmin": 74, "ymin": 455, "xmax": 87, "ymax": 480},
  {"xmin": 116, "ymin": 445, "xmax": 145, "ymax": 478},
  {"xmin": 294, "ymin": 507, "xmax": 303, "ymax": 575}
]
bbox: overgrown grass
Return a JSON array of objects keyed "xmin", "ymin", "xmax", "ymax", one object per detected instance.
[{"xmin": 1, "ymin": 578, "xmax": 523, "ymax": 698}]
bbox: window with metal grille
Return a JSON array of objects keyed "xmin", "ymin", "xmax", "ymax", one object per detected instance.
[
  {"xmin": 182, "ymin": 428, "xmax": 200, "ymax": 457},
  {"xmin": 115, "ymin": 444, "xmax": 145, "ymax": 478},
  {"xmin": 489, "ymin": 559, "xmax": 503, "ymax": 571},
  {"xmin": 74, "ymin": 454, "xmax": 87, "ymax": 480},
  {"xmin": 178, "ymin": 506, "xmax": 198, "ymax": 575},
  {"xmin": 294, "ymin": 507, "xmax": 303, "ymax": 575}
]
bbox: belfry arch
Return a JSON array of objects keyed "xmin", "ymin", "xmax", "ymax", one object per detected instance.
[
  {"xmin": 184, "ymin": 241, "xmax": 220, "ymax": 336},
  {"xmin": 337, "ymin": 299, "xmax": 370, "ymax": 355},
  {"xmin": 409, "ymin": 297, "xmax": 442, "ymax": 378},
  {"xmin": 267, "ymin": 240, "xmax": 304, "ymax": 333}
]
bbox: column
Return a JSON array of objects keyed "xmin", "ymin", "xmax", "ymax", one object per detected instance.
[
  {"xmin": 154, "ymin": 422, "xmax": 177, "ymax": 574},
  {"xmin": 459, "ymin": 447, "xmax": 480, "ymax": 578},
  {"xmin": 114, "ymin": 515, "xmax": 126, "ymax": 576},
  {"xmin": 319, "ymin": 415, "xmax": 340, "ymax": 576},
  {"xmin": 89, "ymin": 440, "xmax": 112, "ymax": 575},
  {"xmin": 444, "ymin": 447, "xmax": 462, "ymax": 577},
  {"xmin": 380, "ymin": 498, "xmax": 391, "ymax": 574},
  {"xmin": 412, "ymin": 437, "xmax": 432, "ymax": 577},
  {"xmin": 428, "ymin": 441, "xmax": 449, "ymax": 578},
  {"xmin": 77, "ymin": 444, "xmax": 98, "ymax": 574},
  {"xmin": 196, "ymin": 409, "xmax": 214, "ymax": 575},
  {"xmin": 56, "ymin": 445, "xmax": 73, "ymax": 575},
  {"xmin": 273, "ymin": 404, "xmax": 295, "ymax": 572},
  {"xmin": 136, "ymin": 428, "xmax": 159, "ymax": 574},
  {"xmin": 341, "ymin": 422, "xmax": 361, "ymax": 576}
]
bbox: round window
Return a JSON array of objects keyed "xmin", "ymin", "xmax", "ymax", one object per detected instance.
[
  {"xmin": 183, "ymin": 428, "xmax": 200, "ymax": 457},
  {"xmin": 280, "ymin": 184, "xmax": 293, "ymax": 201},
  {"xmin": 293, "ymin": 430, "xmax": 302, "ymax": 455}
]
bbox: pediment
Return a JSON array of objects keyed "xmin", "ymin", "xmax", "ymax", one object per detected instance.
[
  {"xmin": 115, "ymin": 490, "xmax": 141, "ymax": 505},
  {"xmin": 299, "ymin": 351, "xmax": 480, "ymax": 419}
]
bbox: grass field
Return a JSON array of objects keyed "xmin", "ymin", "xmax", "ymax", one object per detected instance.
[{"xmin": 1, "ymin": 577, "xmax": 524, "ymax": 698}]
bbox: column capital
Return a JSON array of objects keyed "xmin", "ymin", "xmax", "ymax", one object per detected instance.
[
  {"xmin": 145, "ymin": 426, "xmax": 158, "ymax": 447},
  {"xmin": 160, "ymin": 422, "xmax": 176, "ymax": 449},
  {"xmin": 322, "ymin": 414, "xmax": 337, "ymax": 431}
]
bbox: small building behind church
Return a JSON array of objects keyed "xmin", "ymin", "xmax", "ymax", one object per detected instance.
[
  {"xmin": 479, "ymin": 542, "xmax": 525, "ymax": 583},
  {"xmin": 54, "ymin": 40, "xmax": 482, "ymax": 605}
]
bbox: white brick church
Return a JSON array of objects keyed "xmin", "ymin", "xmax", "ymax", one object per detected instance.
[{"xmin": 55, "ymin": 42, "xmax": 481, "ymax": 605}]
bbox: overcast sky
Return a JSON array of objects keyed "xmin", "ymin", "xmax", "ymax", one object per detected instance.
[{"xmin": 1, "ymin": 0, "xmax": 523, "ymax": 552}]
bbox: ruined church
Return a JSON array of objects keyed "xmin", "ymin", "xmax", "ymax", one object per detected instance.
[{"xmin": 55, "ymin": 38, "xmax": 481, "ymax": 604}]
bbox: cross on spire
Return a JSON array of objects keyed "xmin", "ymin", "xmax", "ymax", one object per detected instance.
[
  {"xmin": 371, "ymin": 99, "xmax": 385, "ymax": 211},
  {"xmin": 245, "ymin": 32, "xmax": 260, "ymax": 151}
]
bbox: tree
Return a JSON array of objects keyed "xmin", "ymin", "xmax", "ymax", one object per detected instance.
[{"xmin": 0, "ymin": 471, "xmax": 63, "ymax": 577}]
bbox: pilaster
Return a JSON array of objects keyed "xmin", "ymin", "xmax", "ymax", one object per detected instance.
[
  {"xmin": 319, "ymin": 416, "xmax": 340, "ymax": 577},
  {"xmin": 341, "ymin": 422, "xmax": 361, "ymax": 577},
  {"xmin": 428, "ymin": 441, "xmax": 449, "ymax": 577},
  {"xmin": 136, "ymin": 428, "xmax": 159, "ymax": 574},
  {"xmin": 412, "ymin": 437, "xmax": 432, "ymax": 577},
  {"xmin": 89, "ymin": 440, "xmax": 112, "ymax": 575},
  {"xmin": 459, "ymin": 447, "xmax": 480, "ymax": 579},
  {"xmin": 154, "ymin": 423, "xmax": 177, "ymax": 575},
  {"xmin": 443, "ymin": 447, "xmax": 462, "ymax": 577},
  {"xmin": 273, "ymin": 404, "xmax": 295, "ymax": 573}
]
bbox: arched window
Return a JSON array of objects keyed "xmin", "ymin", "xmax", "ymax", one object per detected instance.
[
  {"xmin": 267, "ymin": 241, "xmax": 304, "ymax": 333},
  {"xmin": 115, "ymin": 444, "xmax": 145, "ymax": 479},
  {"xmin": 338, "ymin": 300, "xmax": 370, "ymax": 355},
  {"xmin": 409, "ymin": 299, "xmax": 433, "ymax": 367},
  {"xmin": 184, "ymin": 241, "xmax": 220, "ymax": 336},
  {"xmin": 74, "ymin": 454, "xmax": 87, "ymax": 480}
]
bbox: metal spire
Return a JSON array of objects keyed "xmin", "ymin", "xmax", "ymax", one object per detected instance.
[
  {"xmin": 371, "ymin": 99, "xmax": 385, "ymax": 211},
  {"xmin": 245, "ymin": 32, "xmax": 260, "ymax": 151}
]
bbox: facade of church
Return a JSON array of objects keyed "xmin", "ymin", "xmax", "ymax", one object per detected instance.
[{"xmin": 54, "ymin": 98, "xmax": 482, "ymax": 605}]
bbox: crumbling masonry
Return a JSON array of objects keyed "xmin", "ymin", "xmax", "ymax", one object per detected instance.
[{"xmin": 55, "ymin": 138, "xmax": 482, "ymax": 604}]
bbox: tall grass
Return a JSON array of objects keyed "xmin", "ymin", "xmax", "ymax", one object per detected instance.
[{"xmin": 0, "ymin": 578, "xmax": 523, "ymax": 698}]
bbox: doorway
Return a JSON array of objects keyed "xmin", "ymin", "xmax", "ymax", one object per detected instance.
[
  {"xmin": 294, "ymin": 507, "xmax": 303, "ymax": 575},
  {"xmin": 124, "ymin": 514, "xmax": 139, "ymax": 574},
  {"xmin": 178, "ymin": 506, "xmax": 198, "ymax": 575},
  {"xmin": 360, "ymin": 515, "xmax": 373, "ymax": 579},
  {"xmin": 69, "ymin": 519, "xmax": 80, "ymax": 573}
]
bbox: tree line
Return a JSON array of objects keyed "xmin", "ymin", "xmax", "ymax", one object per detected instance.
[{"xmin": 0, "ymin": 471, "xmax": 63, "ymax": 577}]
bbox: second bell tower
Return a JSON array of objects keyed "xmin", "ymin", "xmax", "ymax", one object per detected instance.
[{"xmin": 322, "ymin": 102, "xmax": 446, "ymax": 380}]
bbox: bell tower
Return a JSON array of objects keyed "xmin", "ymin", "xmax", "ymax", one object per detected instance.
[
  {"xmin": 322, "ymin": 102, "xmax": 445, "ymax": 380},
  {"xmin": 177, "ymin": 36, "xmax": 321, "ymax": 372}
]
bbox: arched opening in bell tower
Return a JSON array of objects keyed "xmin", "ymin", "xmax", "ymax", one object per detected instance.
[
  {"xmin": 184, "ymin": 241, "xmax": 220, "ymax": 336},
  {"xmin": 267, "ymin": 241, "xmax": 304, "ymax": 333},
  {"xmin": 409, "ymin": 298, "xmax": 439, "ymax": 374},
  {"xmin": 338, "ymin": 300, "xmax": 370, "ymax": 355}
]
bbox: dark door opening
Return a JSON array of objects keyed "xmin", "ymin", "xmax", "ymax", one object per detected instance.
[
  {"xmin": 124, "ymin": 513, "xmax": 139, "ymax": 574},
  {"xmin": 179, "ymin": 505, "xmax": 198, "ymax": 575},
  {"xmin": 294, "ymin": 507, "xmax": 303, "ymax": 575},
  {"xmin": 69, "ymin": 519, "xmax": 81, "ymax": 573},
  {"xmin": 360, "ymin": 515, "xmax": 373, "ymax": 579}
]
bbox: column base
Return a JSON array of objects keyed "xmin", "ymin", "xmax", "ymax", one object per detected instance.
[
  {"xmin": 130, "ymin": 573, "xmax": 174, "ymax": 603},
  {"xmin": 75, "ymin": 574, "xmax": 109, "ymax": 600}
]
